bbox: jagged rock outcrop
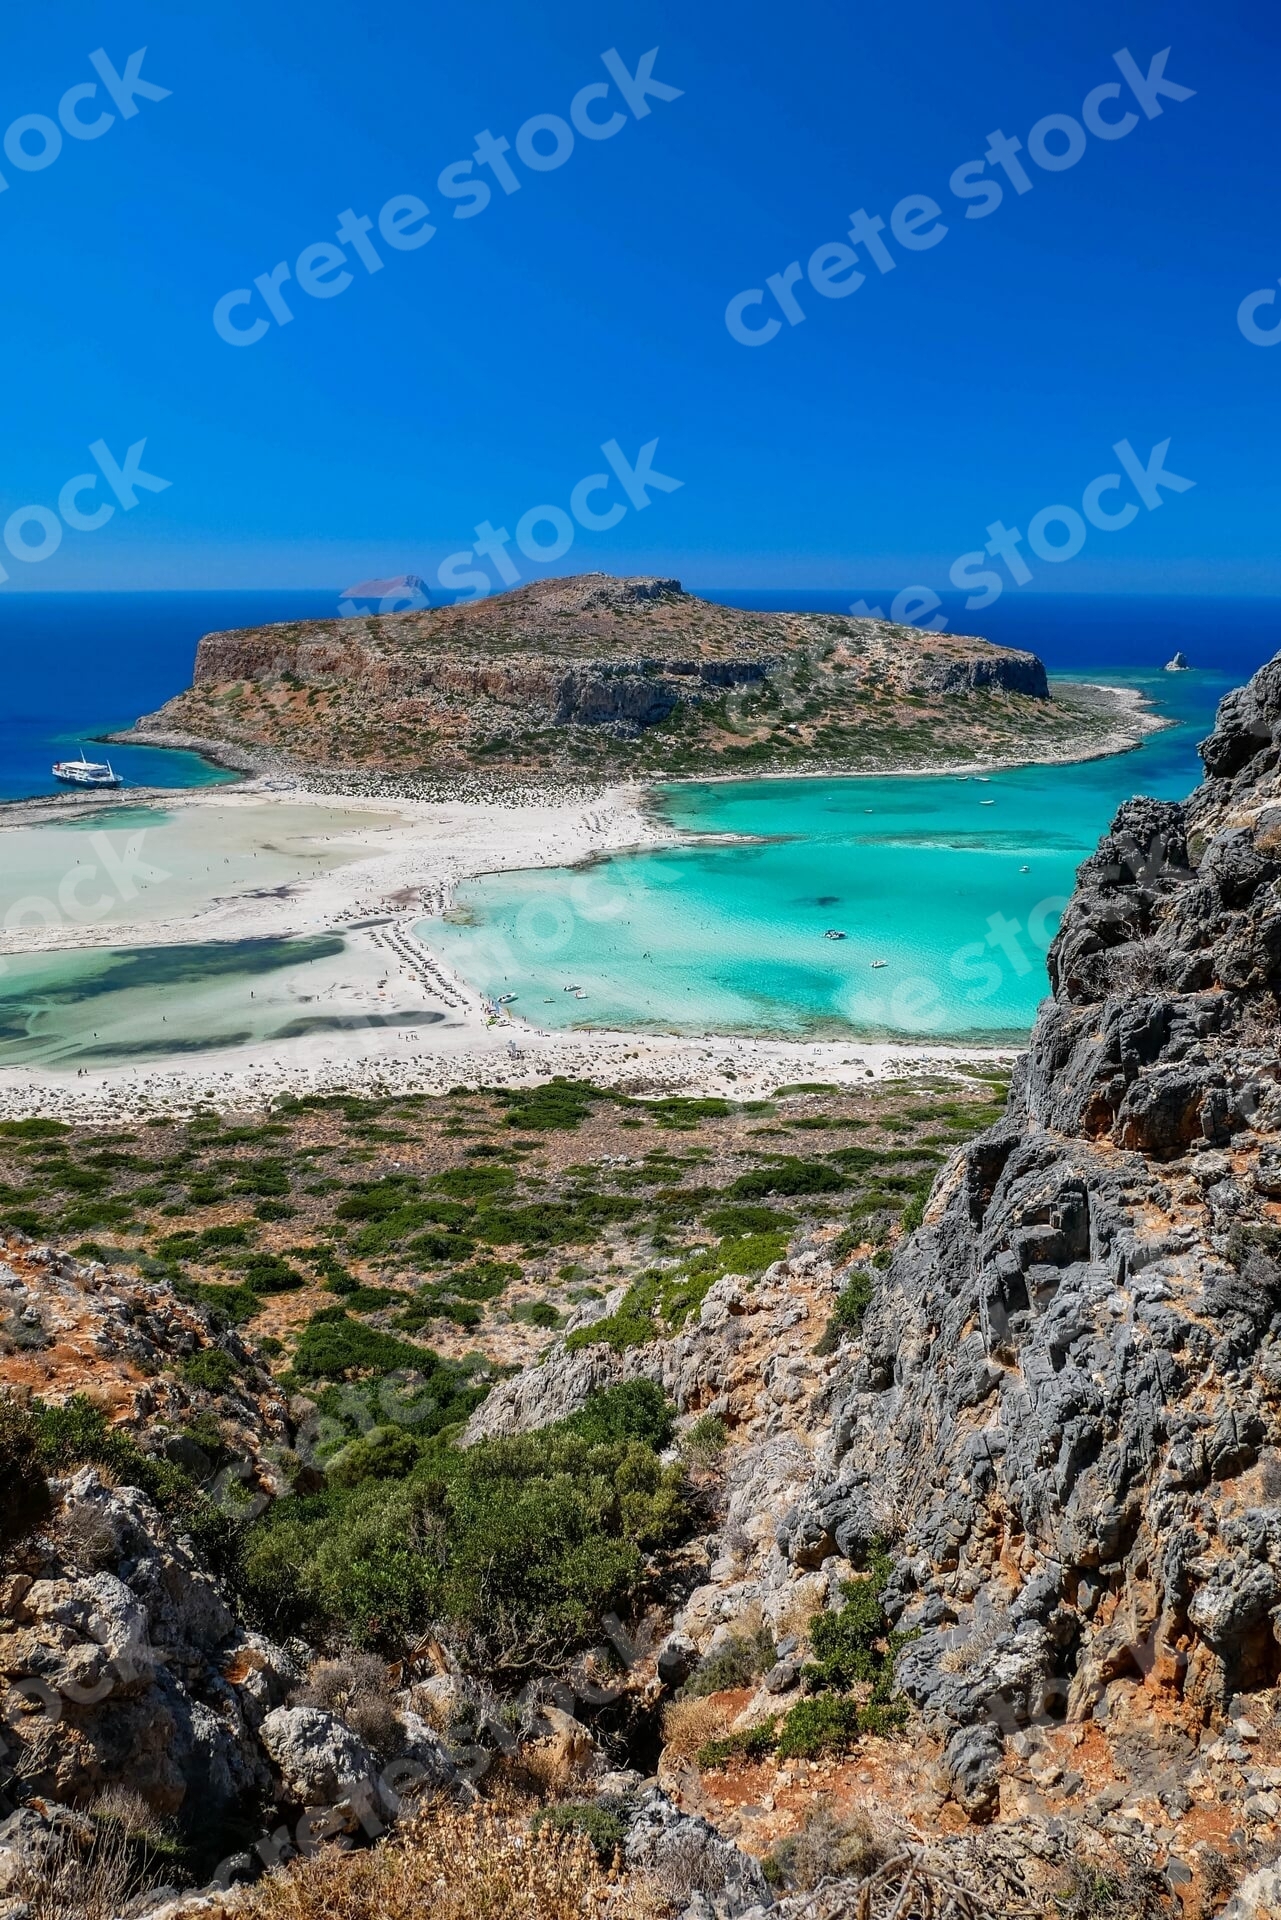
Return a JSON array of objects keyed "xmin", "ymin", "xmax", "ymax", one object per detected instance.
[
  {"xmin": 791, "ymin": 652, "xmax": 1281, "ymax": 1809},
  {"xmin": 0, "ymin": 1468, "xmax": 297, "ymax": 1817}
]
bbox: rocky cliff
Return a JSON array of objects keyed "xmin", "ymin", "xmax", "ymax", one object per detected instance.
[
  {"xmin": 120, "ymin": 574, "xmax": 1138, "ymax": 789},
  {"xmin": 781, "ymin": 651, "xmax": 1281, "ymax": 1844}
]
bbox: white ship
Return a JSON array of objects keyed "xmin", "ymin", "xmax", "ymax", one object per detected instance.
[{"xmin": 52, "ymin": 750, "xmax": 123, "ymax": 789}]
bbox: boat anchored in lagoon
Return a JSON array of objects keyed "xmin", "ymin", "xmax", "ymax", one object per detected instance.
[{"xmin": 52, "ymin": 751, "xmax": 123, "ymax": 790}]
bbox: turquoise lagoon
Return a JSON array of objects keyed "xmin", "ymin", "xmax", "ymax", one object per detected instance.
[{"xmin": 427, "ymin": 669, "xmax": 1235, "ymax": 1044}]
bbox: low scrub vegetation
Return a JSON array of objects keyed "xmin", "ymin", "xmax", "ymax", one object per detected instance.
[{"xmin": 238, "ymin": 1382, "xmax": 689, "ymax": 1673}]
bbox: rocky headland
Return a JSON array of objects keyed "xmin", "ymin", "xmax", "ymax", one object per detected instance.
[{"xmin": 114, "ymin": 574, "xmax": 1151, "ymax": 792}]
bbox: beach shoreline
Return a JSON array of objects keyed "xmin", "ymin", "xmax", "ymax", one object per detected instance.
[{"xmin": 0, "ymin": 675, "xmax": 1166, "ymax": 1117}]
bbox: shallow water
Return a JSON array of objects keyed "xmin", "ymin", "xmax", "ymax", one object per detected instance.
[
  {"xmin": 426, "ymin": 668, "xmax": 1235, "ymax": 1042},
  {"xmin": 0, "ymin": 935, "xmax": 446, "ymax": 1071},
  {"xmin": 0, "ymin": 801, "xmax": 402, "ymax": 945}
]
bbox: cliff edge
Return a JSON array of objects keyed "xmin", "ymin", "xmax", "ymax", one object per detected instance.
[{"xmin": 788, "ymin": 650, "xmax": 1281, "ymax": 1822}]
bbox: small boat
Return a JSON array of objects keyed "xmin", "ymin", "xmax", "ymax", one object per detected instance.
[
  {"xmin": 824, "ymin": 928, "xmax": 847, "ymax": 940},
  {"xmin": 52, "ymin": 750, "xmax": 122, "ymax": 789},
  {"xmin": 497, "ymin": 993, "xmax": 517, "ymax": 1005},
  {"xmin": 870, "ymin": 959, "xmax": 887, "ymax": 969},
  {"xmin": 1020, "ymin": 864, "xmax": 1030, "ymax": 873},
  {"xmin": 980, "ymin": 799, "xmax": 995, "ymax": 806},
  {"xmin": 562, "ymin": 984, "xmax": 581, "ymax": 993}
]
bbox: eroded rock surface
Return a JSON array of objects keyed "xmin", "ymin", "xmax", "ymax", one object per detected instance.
[{"xmin": 786, "ymin": 653, "xmax": 1281, "ymax": 1846}]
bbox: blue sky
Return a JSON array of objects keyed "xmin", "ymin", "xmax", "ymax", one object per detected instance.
[{"xmin": 0, "ymin": 0, "xmax": 1277, "ymax": 596}]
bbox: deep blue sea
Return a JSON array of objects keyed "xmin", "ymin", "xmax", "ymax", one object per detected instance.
[
  {"xmin": 0, "ymin": 591, "xmax": 338, "ymax": 801},
  {"xmin": 2, "ymin": 587, "xmax": 1278, "ymax": 805}
]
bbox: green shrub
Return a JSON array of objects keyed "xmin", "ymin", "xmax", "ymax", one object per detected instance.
[
  {"xmin": 231, "ymin": 1160, "xmax": 291, "ymax": 1198},
  {"xmin": 239, "ymin": 1411, "xmax": 688, "ymax": 1669},
  {"xmin": 729, "ymin": 1159, "xmax": 846, "ymax": 1199},
  {"xmin": 435, "ymin": 1164, "xmax": 516, "ymax": 1201},
  {"xmin": 340, "ymin": 1286, "xmax": 409, "ymax": 1313},
  {"xmin": 1227, "ymin": 1220, "xmax": 1281, "ymax": 1271},
  {"xmin": 290, "ymin": 1310, "xmax": 431, "ymax": 1381},
  {"xmin": 814, "ymin": 1269, "xmax": 874, "ymax": 1354},
  {"xmin": 199, "ymin": 1223, "xmax": 254, "ymax": 1249},
  {"xmin": 501, "ymin": 1078, "xmax": 601, "ymax": 1131},
  {"xmin": 0, "ymin": 1394, "xmax": 53, "ymax": 1550},
  {"xmin": 645, "ymin": 1096, "xmax": 733, "ymax": 1129},
  {"xmin": 396, "ymin": 1292, "xmax": 483, "ymax": 1331},
  {"xmin": 682, "ymin": 1414, "xmax": 728, "ymax": 1464},
  {"xmin": 564, "ymin": 1274, "xmax": 659, "ymax": 1353},
  {"xmin": 175, "ymin": 1279, "xmax": 262, "ymax": 1326},
  {"xmin": 308, "ymin": 1363, "xmax": 488, "ymax": 1457},
  {"xmin": 336, "ymin": 1176, "xmax": 424, "ymax": 1221},
  {"xmin": 236, "ymin": 1253, "xmax": 306, "ymax": 1294},
  {"xmin": 898, "ymin": 1193, "xmax": 926, "ymax": 1233},
  {"xmin": 697, "ymin": 1718, "xmax": 778, "ymax": 1769},
  {"xmin": 775, "ymin": 1693, "xmax": 862, "ymax": 1759},
  {"xmin": 804, "ymin": 1547, "xmax": 902, "ymax": 1692},
  {"xmin": 327, "ymin": 1424, "xmax": 424, "ymax": 1487},
  {"xmin": 683, "ymin": 1626, "xmax": 776, "ymax": 1698},
  {"xmin": 529, "ymin": 1802, "xmax": 627, "ymax": 1863},
  {"xmin": 564, "ymin": 1380, "xmax": 674, "ymax": 1450},
  {"xmin": 510, "ymin": 1300, "xmax": 562, "ymax": 1329},
  {"xmin": 181, "ymin": 1348, "xmax": 239, "ymax": 1391},
  {"xmin": 471, "ymin": 1193, "xmax": 641, "ymax": 1251},
  {"xmin": 702, "ymin": 1204, "xmax": 791, "ymax": 1237}
]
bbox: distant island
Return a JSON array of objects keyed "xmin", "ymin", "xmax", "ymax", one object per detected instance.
[{"xmin": 114, "ymin": 574, "xmax": 1156, "ymax": 791}]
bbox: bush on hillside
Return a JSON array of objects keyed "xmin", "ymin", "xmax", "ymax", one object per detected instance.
[
  {"xmin": 238, "ymin": 1383, "xmax": 688, "ymax": 1672},
  {"xmin": 0, "ymin": 1394, "xmax": 53, "ymax": 1551}
]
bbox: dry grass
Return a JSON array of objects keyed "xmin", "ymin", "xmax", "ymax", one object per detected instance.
[
  {"xmin": 294, "ymin": 1654, "xmax": 400, "ymax": 1756},
  {"xmin": 660, "ymin": 1696, "xmax": 733, "ymax": 1765},
  {"xmin": 767, "ymin": 1804, "xmax": 890, "ymax": 1892},
  {"xmin": 502, "ymin": 1735, "xmax": 580, "ymax": 1800},
  {"xmin": 6, "ymin": 1817, "xmax": 159, "ymax": 1920},
  {"xmin": 90, "ymin": 1784, "xmax": 169, "ymax": 1837},
  {"xmin": 236, "ymin": 1803, "xmax": 671, "ymax": 1920}
]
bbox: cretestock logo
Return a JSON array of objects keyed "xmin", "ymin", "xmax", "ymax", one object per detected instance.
[
  {"xmin": 436, "ymin": 436, "xmax": 683, "ymax": 601},
  {"xmin": 849, "ymin": 434, "xmax": 1194, "ymax": 631},
  {"xmin": 0, "ymin": 48, "xmax": 170, "ymax": 195},
  {"xmin": 1237, "ymin": 278, "xmax": 1281, "ymax": 346},
  {"xmin": 0, "ymin": 440, "xmax": 171, "ymax": 586},
  {"xmin": 724, "ymin": 47, "xmax": 1194, "ymax": 348},
  {"xmin": 212, "ymin": 47, "xmax": 683, "ymax": 347}
]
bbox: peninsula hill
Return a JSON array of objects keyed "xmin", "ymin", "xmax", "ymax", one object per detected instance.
[{"xmin": 123, "ymin": 574, "xmax": 1137, "ymax": 788}]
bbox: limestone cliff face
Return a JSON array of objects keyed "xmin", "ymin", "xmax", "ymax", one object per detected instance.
[{"xmin": 791, "ymin": 652, "xmax": 1281, "ymax": 1789}]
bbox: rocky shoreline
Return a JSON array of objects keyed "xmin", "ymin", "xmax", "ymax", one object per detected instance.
[{"xmin": 103, "ymin": 674, "xmax": 1165, "ymax": 810}]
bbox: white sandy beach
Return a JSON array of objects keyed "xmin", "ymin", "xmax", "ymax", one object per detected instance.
[
  {"xmin": 0, "ymin": 669, "xmax": 1167, "ymax": 1120},
  {"xmin": 0, "ymin": 775, "xmax": 1021, "ymax": 1119}
]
